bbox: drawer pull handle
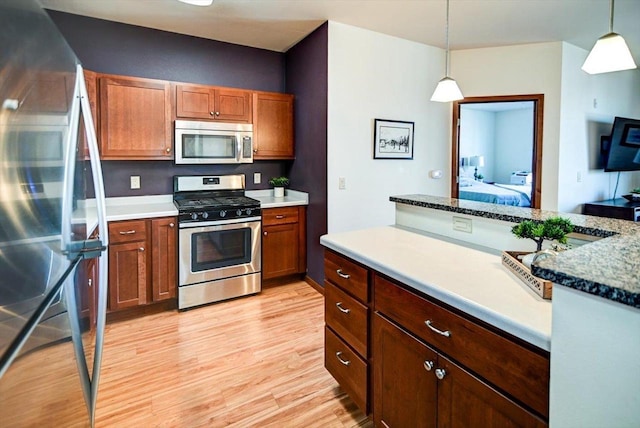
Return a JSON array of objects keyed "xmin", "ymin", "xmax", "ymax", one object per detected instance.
[
  {"xmin": 275, "ymin": 215, "xmax": 285, "ymax": 219},
  {"xmin": 336, "ymin": 269, "xmax": 350, "ymax": 279},
  {"xmin": 119, "ymin": 230, "xmax": 136, "ymax": 235},
  {"xmin": 423, "ymin": 360, "xmax": 434, "ymax": 371},
  {"xmin": 435, "ymin": 368, "xmax": 447, "ymax": 380},
  {"xmin": 425, "ymin": 320, "xmax": 451, "ymax": 338},
  {"xmin": 335, "ymin": 302, "xmax": 350, "ymax": 314},
  {"xmin": 335, "ymin": 351, "xmax": 350, "ymax": 366}
]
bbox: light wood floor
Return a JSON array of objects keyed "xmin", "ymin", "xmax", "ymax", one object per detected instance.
[{"xmin": 95, "ymin": 281, "xmax": 372, "ymax": 427}]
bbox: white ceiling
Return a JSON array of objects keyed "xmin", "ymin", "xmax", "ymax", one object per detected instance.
[{"xmin": 40, "ymin": 0, "xmax": 640, "ymax": 64}]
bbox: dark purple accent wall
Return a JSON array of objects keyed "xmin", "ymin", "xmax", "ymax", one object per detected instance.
[
  {"xmin": 285, "ymin": 23, "xmax": 328, "ymax": 286},
  {"xmin": 100, "ymin": 161, "xmax": 285, "ymax": 197},
  {"xmin": 47, "ymin": 10, "xmax": 284, "ymax": 91}
]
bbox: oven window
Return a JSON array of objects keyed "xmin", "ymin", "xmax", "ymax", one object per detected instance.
[
  {"xmin": 191, "ymin": 227, "xmax": 251, "ymax": 271},
  {"xmin": 182, "ymin": 134, "xmax": 237, "ymax": 159}
]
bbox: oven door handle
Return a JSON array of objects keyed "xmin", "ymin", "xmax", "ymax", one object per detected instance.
[{"xmin": 179, "ymin": 216, "xmax": 262, "ymax": 228}]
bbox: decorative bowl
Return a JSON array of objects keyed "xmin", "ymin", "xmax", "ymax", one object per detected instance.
[{"xmin": 622, "ymin": 194, "xmax": 640, "ymax": 202}]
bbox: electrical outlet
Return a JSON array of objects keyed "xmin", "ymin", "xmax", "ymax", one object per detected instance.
[
  {"xmin": 452, "ymin": 216, "xmax": 472, "ymax": 233},
  {"xmin": 338, "ymin": 177, "xmax": 346, "ymax": 190},
  {"xmin": 254, "ymin": 172, "xmax": 261, "ymax": 184},
  {"xmin": 130, "ymin": 175, "xmax": 141, "ymax": 190},
  {"xmin": 577, "ymin": 171, "xmax": 582, "ymax": 183}
]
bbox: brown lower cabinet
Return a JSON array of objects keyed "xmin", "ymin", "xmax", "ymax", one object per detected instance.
[
  {"xmin": 323, "ymin": 250, "xmax": 550, "ymax": 427},
  {"xmin": 262, "ymin": 206, "xmax": 306, "ymax": 280},
  {"xmin": 108, "ymin": 217, "xmax": 177, "ymax": 311}
]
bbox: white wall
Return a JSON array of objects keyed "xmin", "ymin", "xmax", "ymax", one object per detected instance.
[
  {"xmin": 494, "ymin": 108, "xmax": 534, "ymax": 184},
  {"xmin": 452, "ymin": 42, "xmax": 563, "ymax": 210},
  {"xmin": 459, "ymin": 109, "xmax": 495, "ymax": 180},
  {"xmin": 557, "ymin": 42, "xmax": 640, "ymax": 213},
  {"xmin": 327, "ymin": 21, "xmax": 450, "ymax": 233}
]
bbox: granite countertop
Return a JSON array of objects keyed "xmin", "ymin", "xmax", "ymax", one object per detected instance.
[
  {"xmin": 246, "ymin": 189, "xmax": 309, "ymax": 208},
  {"xmin": 392, "ymin": 194, "xmax": 640, "ymax": 309},
  {"xmin": 321, "ymin": 226, "xmax": 552, "ymax": 351}
]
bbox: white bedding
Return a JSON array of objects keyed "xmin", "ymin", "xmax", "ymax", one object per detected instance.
[{"xmin": 459, "ymin": 180, "xmax": 532, "ymax": 207}]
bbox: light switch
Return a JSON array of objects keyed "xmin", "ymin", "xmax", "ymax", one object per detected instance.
[
  {"xmin": 254, "ymin": 172, "xmax": 261, "ymax": 184},
  {"xmin": 338, "ymin": 177, "xmax": 346, "ymax": 190},
  {"xmin": 130, "ymin": 176, "xmax": 141, "ymax": 190}
]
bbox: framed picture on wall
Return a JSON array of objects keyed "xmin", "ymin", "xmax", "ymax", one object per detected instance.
[{"xmin": 373, "ymin": 119, "xmax": 414, "ymax": 159}]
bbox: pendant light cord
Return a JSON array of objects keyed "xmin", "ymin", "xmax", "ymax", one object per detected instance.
[
  {"xmin": 609, "ymin": 0, "xmax": 614, "ymax": 33},
  {"xmin": 445, "ymin": 0, "xmax": 451, "ymax": 76}
]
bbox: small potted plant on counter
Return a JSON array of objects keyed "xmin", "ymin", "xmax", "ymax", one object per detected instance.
[{"xmin": 269, "ymin": 176, "xmax": 289, "ymax": 198}]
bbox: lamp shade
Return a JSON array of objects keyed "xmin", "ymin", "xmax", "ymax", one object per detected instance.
[
  {"xmin": 469, "ymin": 155, "xmax": 485, "ymax": 168},
  {"xmin": 177, "ymin": 0, "xmax": 213, "ymax": 6},
  {"xmin": 430, "ymin": 77, "xmax": 463, "ymax": 102},
  {"xmin": 582, "ymin": 32, "xmax": 637, "ymax": 74}
]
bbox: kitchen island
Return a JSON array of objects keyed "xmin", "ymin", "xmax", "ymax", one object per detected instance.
[{"xmin": 322, "ymin": 194, "xmax": 639, "ymax": 427}]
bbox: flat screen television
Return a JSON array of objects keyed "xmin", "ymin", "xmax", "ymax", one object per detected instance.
[{"xmin": 602, "ymin": 116, "xmax": 640, "ymax": 172}]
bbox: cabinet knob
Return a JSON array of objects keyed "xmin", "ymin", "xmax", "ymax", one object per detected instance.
[
  {"xmin": 253, "ymin": 149, "xmax": 258, "ymax": 153},
  {"xmin": 435, "ymin": 368, "xmax": 447, "ymax": 380},
  {"xmin": 210, "ymin": 111, "xmax": 215, "ymax": 116},
  {"xmin": 166, "ymin": 147, "xmax": 171, "ymax": 153},
  {"xmin": 139, "ymin": 247, "xmax": 145, "ymax": 252},
  {"xmin": 215, "ymin": 111, "xmax": 220, "ymax": 116},
  {"xmin": 263, "ymin": 231, "xmax": 267, "ymax": 236},
  {"xmin": 169, "ymin": 223, "xmax": 175, "ymax": 228},
  {"xmin": 423, "ymin": 360, "xmax": 434, "ymax": 371}
]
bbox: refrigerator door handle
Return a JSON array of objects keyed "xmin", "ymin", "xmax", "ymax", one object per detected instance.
[{"xmin": 76, "ymin": 64, "xmax": 109, "ymax": 428}]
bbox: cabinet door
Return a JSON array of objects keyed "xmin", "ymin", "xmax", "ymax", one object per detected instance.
[
  {"xmin": 436, "ymin": 354, "xmax": 547, "ymax": 428},
  {"xmin": 215, "ymin": 88, "xmax": 252, "ymax": 122},
  {"xmin": 262, "ymin": 222, "xmax": 299, "ymax": 280},
  {"xmin": 253, "ymin": 92, "xmax": 294, "ymax": 159},
  {"xmin": 108, "ymin": 241, "xmax": 148, "ymax": 310},
  {"xmin": 151, "ymin": 217, "xmax": 177, "ymax": 302},
  {"xmin": 373, "ymin": 313, "xmax": 438, "ymax": 428},
  {"xmin": 99, "ymin": 75, "xmax": 172, "ymax": 159},
  {"xmin": 176, "ymin": 84, "xmax": 215, "ymax": 120}
]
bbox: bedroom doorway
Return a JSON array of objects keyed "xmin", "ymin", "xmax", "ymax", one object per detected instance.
[{"xmin": 451, "ymin": 94, "xmax": 544, "ymax": 209}]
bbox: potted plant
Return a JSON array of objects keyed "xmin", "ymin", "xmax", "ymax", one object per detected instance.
[
  {"xmin": 476, "ymin": 173, "xmax": 484, "ymax": 182},
  {"xmin": 269, "ymin": 176, "xmax": 289, "ymax": 198},
  {"xmin": 511, "ymin": 216, "xmax": 574, "ymax": 268}
]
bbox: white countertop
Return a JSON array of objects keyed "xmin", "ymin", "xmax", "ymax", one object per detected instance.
[
  {"xmin": 246, "ymin": 189, "xmax": 308, "ymax": 208},
  {"xmin": 106, "ymin": 195, "xmax": 178, "ymax": 221},
  {"xmin": 320, "ymin": 225, "xmax": 552, "ymax": 351}
]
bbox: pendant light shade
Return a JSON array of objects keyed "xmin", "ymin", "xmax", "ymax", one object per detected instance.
[
  {"xmin": 431, "ymin": 0, "xmax": 463, "ymax": 102},
  {"xmin": 431, "ymin": 77, "xmax": 463, "ymax": 102},
  {"xmin": 582, "ymin": 0, "xmax": 637, "ymax": 74},
  {"xmin": 177, "ymin": 0, "xmax": 214, "ymax": 6}
]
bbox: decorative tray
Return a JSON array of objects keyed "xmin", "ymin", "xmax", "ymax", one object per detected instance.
[{"xmin": 501, "ymin": 251, "xmax": 552, "ymax": 300}]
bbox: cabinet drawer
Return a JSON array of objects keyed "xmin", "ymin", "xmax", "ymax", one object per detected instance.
[
  {"xmin": 109, "ymin": 220, "xmax": 148, "ymax": 244},
  {"xmin": 325, "ymin": 326, "xmax": 367, "ymax": 414},
  {"xmin": 374, "ymin": 274, "xmax": 550, "ymax": 418},
  {"xmin": 325, "ymin": 281, "xmax": 368, "ymax": 358},
  {"xmin": 324, "ymin": 250, "xmax": 369, "ymax": 303},
  {"xmin": 262, "ymin": 207, "xmax": 299, "ymax": 226}
]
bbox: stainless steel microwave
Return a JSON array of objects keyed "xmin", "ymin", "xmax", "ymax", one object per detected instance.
[{"xmin": 174, "ymin": 120, "xmax": 253, "ymax": 164}]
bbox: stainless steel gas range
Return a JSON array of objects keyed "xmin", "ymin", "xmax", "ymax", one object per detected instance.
[{"xmin": 173, "ymin": 175, "xmax": 261, "ymax": 310}]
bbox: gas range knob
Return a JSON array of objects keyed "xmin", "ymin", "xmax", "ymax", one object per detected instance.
[
  {"xmin": 246, "ymin": 208, "xmax": 252, "ymax": 215},
  {"xmin": 190, "ymin": 212, "xmax": 198, "ymax": 221},
  {"xmin": 237, "ymin": 209, "xmax": 242, "ymax": 216},
  {"xmin": 220, "ymin": 210, "xmax": 227, "ymax": 218},
  {"xmin": 201, "ymin": 212, "xmax": 209, "ymax": 219}
]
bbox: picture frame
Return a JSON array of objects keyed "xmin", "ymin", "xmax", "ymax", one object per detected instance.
[{"xmin": 373, "ymin": 119, "xmax": 414, "ymax": 160}]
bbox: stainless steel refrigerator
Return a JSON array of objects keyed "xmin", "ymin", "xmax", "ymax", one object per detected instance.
[{"xmin": 0, "ymin": 0, "xmax": 109, "ymax": 426}]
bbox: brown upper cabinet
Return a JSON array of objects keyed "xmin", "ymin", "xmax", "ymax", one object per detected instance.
[
  {"xmin": 252, "ymin": 92, "xmax": 294, "ymax": 160},
  {"xmin": 99, "ymin": 74, "xmax": 173, "ymax": 160},
  {"xmin": 176, "ymin": 84, "xmax": 252, "ymax": 123}
]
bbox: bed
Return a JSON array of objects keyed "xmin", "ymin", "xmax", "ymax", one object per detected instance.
[{"xmin": 459, "ymin": 179, "xmax": 532, "ymax": 207}]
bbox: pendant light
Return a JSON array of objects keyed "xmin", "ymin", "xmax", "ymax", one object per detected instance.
[
  {"xmin": 431, "ymin": 0, "xmax": 463, "ymax": 102},
  {"xmin": 177, "ymin": 0, "xmax": 214, "ymax": 6},
  {"xmin": 582, "ymin": 0, "xmax": 637, "ymax": 74}
]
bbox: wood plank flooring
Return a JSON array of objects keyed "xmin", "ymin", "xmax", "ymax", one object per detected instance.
[{"xmin": 95, "ymin": 281, "xmax": 372, "ymax": 427}]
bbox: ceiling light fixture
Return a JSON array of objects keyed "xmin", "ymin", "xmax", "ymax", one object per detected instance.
[
  {"xmin": 431, "ymin": 0, "xmax": 463, "ymax": 102},
  {"xmin": 177, "ymin": 0, "xmax": 214, "ymax": 6},
  {"xmin": 581, "ymin": 0, "xmax": 637, "ymax": 74}
]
